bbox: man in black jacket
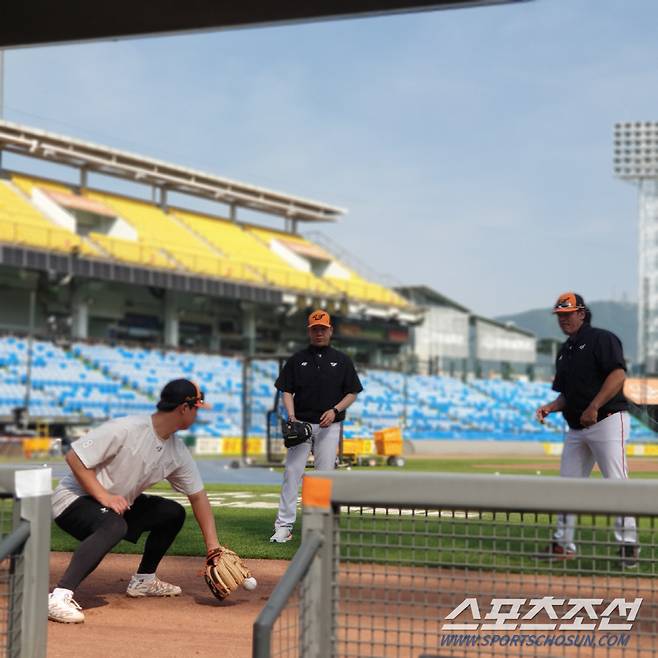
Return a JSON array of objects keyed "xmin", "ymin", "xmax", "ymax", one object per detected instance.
[
  {"xmin": 536, "ymin": 292, "xmax": 638, "ymax": 567},
  {"xmin": 270, "ymin": 309, "xmax": 363, "ymax": 542}
]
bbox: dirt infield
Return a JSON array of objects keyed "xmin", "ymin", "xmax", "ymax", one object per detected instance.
[
  {"xmin": 48, "ymin": 551, "xmax": 656, "ymax": 658},
  {"xmin": 47, "ymin": 552, "xmax": 289, "ymax": 658}
]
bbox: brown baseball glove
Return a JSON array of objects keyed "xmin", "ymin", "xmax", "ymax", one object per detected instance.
[{"xmin": 204, "ymin": 546, "xmax": 251, "ymax": 600}]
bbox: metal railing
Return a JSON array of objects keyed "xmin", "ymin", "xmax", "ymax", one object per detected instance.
[
  {"xmin": 0, "ymin": 466, "xmax": 50, "ymax": 658},
  {"xmin": 253, "ymin": 532, "xmax": 323, "ymax": 657},
  {"xmin": 254, "ymin": 471, "xmax": 658, "ymax": 658}
]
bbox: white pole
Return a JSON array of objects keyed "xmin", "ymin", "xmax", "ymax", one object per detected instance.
[
  {"xmin": 0, "ymin": 49, "xmax": 4, "ymax": 169},
  {"xmin": 0, "ymin": 49, "xmax": 4, "ymax": 117}
]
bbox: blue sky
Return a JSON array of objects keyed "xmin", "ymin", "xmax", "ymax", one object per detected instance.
[{"xmin": 3, "ymin": 0, "xmax": 657, "ymax": 316}]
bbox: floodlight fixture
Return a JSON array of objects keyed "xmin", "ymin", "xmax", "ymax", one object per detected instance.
[
  {"xmin": 614, "ymin": 122, "xmax": 658, "ymax": 180},
  {"xmin": 614, "ymin": 121, "xmax": 658, "ymax": 374}
]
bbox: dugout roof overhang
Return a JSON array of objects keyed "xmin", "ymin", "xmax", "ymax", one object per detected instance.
[
  {"xmin": 1, "ymin": 1, "xmax": 529, "ymax": 49},
  {"xmin": 0, "ymin": 120, "xmax": 344, "ymax": 223}
]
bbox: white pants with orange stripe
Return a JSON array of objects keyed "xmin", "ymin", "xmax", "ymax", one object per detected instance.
[{"xmin": 553, "ymin": 411, "xmax": 637, "ymax": 551}]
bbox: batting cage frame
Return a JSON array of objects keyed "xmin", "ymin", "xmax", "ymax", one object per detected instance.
[
  {"xmin": 0, "ymin": 466, "xmax": 51, "ymax": 658},
  {"xmin": 240, "ymin": 354, "xmax": 290, "ymax": 468},
  {"xmin": 253, "ymin": 471, "xmax": 658, "ymax": 658},
  {"xmin": 239, "ymin": 354, "xmax": 350, "ymax": 469}
]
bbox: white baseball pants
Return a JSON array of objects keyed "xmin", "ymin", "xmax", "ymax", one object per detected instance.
[
  {"xmin": 274, "ymin": 422, "xmax": 341, "ymax": 530},
  {"xmin": 553, "ymin": 411, "xmax": 637, "ymax": 551}
]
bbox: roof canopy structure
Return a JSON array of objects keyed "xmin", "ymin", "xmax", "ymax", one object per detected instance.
[
  {"xmin": 396, "ymin": 285, "xmax": 471, "ymax": 314},
  {"xmin": 2, "ymin": 1, "xmax": 528, "ymax": 49},
  {"xmin": 0, "ymin": 120, "xmax": 344, "ymax": 223}
]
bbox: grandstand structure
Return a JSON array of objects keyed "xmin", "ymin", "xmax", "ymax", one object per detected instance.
[
  {"xmin": 0, "ymin": 334, "xmax": 654, "ymax": 446},
  {"xmin": 0, "ymin": 120, "xmax": 652, "ymax": 445},
  {"xmin": 0, "ymin": 120, "xmax": 418, "ymax": 361},
  {"xmin": 0, "ymin": 335, "xmax": 573, "ymax": 442}
]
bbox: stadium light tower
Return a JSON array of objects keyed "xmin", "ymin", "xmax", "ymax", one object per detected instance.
[{"xmin": 614, "ymin": 122, "xmax": 658, "ymax": 374}]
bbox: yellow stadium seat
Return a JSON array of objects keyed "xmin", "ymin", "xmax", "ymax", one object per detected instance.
[
  {"xmin": 85, "ymin": 193, "xmax": 262, "ymax": 283},
  {"xmin": 12, "ymin": 174, "xmax": 73, "ymax": 197},
  {"xmin": 251, "ymin": 226, "xmax": 407, "ymax": 307},
  {"xmin": 0, "ymin": 181, "xmax": 98, "ymax": 256},
  {"xmin": 3, "ymin": 176, "xmax": 406, "ymax": 305},
  {"xmin": 88, "ymin": 232, "xmax": 174, "ymax": 269},
  {"xmin": 174, "ymin": 210, "xmax": 336, "ymax": 294}
]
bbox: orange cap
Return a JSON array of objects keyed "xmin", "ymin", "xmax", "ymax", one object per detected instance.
[
  {"xmin": 307, "ymin": 309, "xmax": 331, "ymax": 327},
  {"xmin": 553, "ymin": 292, "xmax": 586, "ymax": 314}
]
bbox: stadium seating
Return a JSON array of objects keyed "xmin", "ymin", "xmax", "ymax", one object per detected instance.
[
  {"xmin": 3, "ymin": 174, "xmax": 409, "ymax": 306},
  {"xmin": 249, "ymin": 227, "xmax": 408, "ymax": 307},
  {"xmin": 0, "ymin": 336, "xmax": 654, "ymax": 442},
  {"xmin": 356, "ymin": 371, "xmax": 562, "ymax": 440},
  {"xmin": 174, "ymin": 210, "xmax": 333, "ymax": 294},
  {"xmin": 73, "ymin": 343, "xmax": 246, "ymax": 437},
  {"xmin": 0, "ymin": 336, "xmax": 152, "ymax": 419},
  {"xmin": 0, "ymin": 180, "xmax": 97, "ymax": 256},
  {"xmin": 10, "ymin": 175, "xmax": 172, "ymax": 268},
  {"xmin": 87, "ymin": 232, "xmax": 175, "ymax": 270},
  {"xmin": 11, "ymin": 174, "xmax": 72, "ymax": 197},
  {"xmin": 85, "ymin": 192, "xmax": 252, "ymax": 281}
]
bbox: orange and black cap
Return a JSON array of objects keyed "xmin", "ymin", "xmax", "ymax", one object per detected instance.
[
  {"xmin": 157, "ymin": 379, "xmax": 211, "ymax": 411},
  {"xmin": 553, "ymin": 292, "xmax": 586, "ymax": 314},
  {"xmin": 307, "ymin": 309, "xmax": 331, "ymax": 328}
]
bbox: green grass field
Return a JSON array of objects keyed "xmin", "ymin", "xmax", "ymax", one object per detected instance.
[{"xmin": 50, "ymin": 455, "xmax": 658, "ymax": 571}]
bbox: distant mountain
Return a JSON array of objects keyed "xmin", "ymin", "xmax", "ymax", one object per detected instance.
[{"xmin": 495, "ymin": 301, "xmax": 637, "ymax": 361}]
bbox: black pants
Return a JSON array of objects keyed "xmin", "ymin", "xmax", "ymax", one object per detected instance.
[{"xmin": 54, "ymin": 494, "xmax": 186, "ymax": 592}]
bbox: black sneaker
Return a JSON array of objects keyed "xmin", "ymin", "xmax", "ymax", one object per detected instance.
[{"xmin": 619, "ymin": 544, "xmax": 640, "ymax": 569}]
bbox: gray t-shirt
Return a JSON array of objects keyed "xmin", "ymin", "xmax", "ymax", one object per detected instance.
[{"xmin": 52, "ymin": 414, "xmax": 204, "ymax": 518}]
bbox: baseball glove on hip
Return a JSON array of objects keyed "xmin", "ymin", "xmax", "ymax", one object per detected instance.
[
  {"xmin": 204, "ymin": 546, "xmax": 251, "ymax": 601},
  {"xmin": 281, "ymin": 419, "xmax": 313, "ymax": 448}
]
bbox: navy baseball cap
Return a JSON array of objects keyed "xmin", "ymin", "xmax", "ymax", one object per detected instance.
[{"xmin": 157, "ymin": 379, "xmax": 211, "ymax": 411}]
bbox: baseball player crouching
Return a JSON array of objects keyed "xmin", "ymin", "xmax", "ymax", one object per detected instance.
[
  {"xmin": 535, "ymin": 293, "xmax": 639, "ymax": 567},
  {"xmin": 48, "ymin": 379, "xmax": 223, "ymax": 623}
]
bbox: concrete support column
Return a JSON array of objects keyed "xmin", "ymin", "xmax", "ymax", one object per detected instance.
[
  {"xmin": 71, "ymin": 285, "xmax": 89, "ymax": 340},
  {"xmin": 71, "ymin": 300, "xmax": 89, "ymax": 340},
  {"xmin": 242, "ymin": 303, "xmax": 256, "ymax": 356},
  {"xmin": 210, "ymin": 313, "xmax": 221, "ymax": 352},
  {"xmin": 164, "ymin": 291, "xmax": 179, "ymax": 348}
]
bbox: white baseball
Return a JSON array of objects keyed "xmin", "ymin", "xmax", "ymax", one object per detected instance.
[{"xmin": 243, "ymin": 577, "xmax": 258, "ymax": 591}]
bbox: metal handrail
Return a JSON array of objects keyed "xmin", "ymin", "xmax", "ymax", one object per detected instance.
[
  {"xmin": 252, "ymin": 531, "xmax": 323, "ymax": 658},
  {"xmin": 0, "ymin": 520, "xmax": 30, "ymax": 561}
]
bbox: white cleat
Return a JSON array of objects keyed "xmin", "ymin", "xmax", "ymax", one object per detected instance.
[
  {"xmin": 48, "ymin": 592, "xmax": 85, "ymax": 624},
  {"xmin": 270, "ymin": 527, "xmax": 293, "ymax": 543},
  {"xmin": 126, "ymin": 576, "xmax": 182, "ymax": 598}
]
